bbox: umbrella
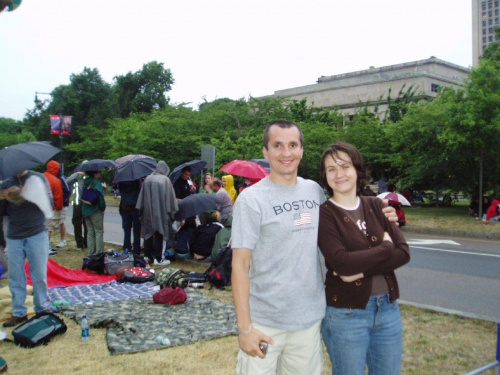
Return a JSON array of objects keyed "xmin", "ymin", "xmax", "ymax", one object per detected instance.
[
  {"xmin": 73, "ymin": 159, "xmax": 119, "ymax": 172},
  {"xmin": 220, "ymin": 159, "xmax": 270, "ymax": 179},
  {"xmin": 115, "ymin": 154, "xmax": 154, "ymax": 166},
  {"xmin": 377, "ymin": 192, "xmax": 411, "ymax": 206},
  {"xmin": 0, "ymin": 141, "xmax": 61, "ymax": 179},
  {"xmin": 249, "ymin": 158, "xmax": 270, "ymax": 171},
  {"xmin": 174, "ymin": 194, "xmax": 222, "ymax": 221},
  {"xmin": 113, "ymin": 157, "xmax": 157, "ymax": 183},
  {"xmin": 169, "ymin": 160, "xmax": 207, "ymax": 184}
]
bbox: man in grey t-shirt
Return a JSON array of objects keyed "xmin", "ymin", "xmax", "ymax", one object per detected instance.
[
  {"xmin": 232, "ymin": 121, "xmax": 326, "ymax": 374},
  {"xmin": 211, "ymin": 178, "xmax": 233, "ymax": 225}
]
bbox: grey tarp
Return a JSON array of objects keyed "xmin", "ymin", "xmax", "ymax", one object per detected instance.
[{"xmin": 59, "ymin": 288, "xmax": 237, "ymax": 355}]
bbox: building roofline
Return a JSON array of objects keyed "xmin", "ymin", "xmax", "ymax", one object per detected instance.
[{"xmin": 316, "ymin": 56, "xmax": 470, "ymax": 83}]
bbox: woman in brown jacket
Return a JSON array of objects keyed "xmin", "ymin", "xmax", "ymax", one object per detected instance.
[{"xmin": 318, "ymin": 142, "xmax": 410, "ymax": 375}]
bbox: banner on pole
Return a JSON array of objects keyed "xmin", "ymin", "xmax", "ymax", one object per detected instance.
[
  {"xmin": 50, "ymin": 115, "xmax": 61, "ymax": 135},
  {"xmin": 62, "ymin": 116, "xmax": 71, "ymax": 135},
  {"xmin": 50, "ymin": 115, "xmax": 71, "ymax": 135}
]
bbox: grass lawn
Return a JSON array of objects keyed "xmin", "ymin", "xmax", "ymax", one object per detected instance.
[{"xmin": 0, "ymin": 206, "xmax": 498, "ymax": 374}]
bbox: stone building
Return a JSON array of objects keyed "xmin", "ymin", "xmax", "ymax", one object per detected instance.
[{"xmin": 270, "ymin": 57, "xmax": 469, "ymax": 119}]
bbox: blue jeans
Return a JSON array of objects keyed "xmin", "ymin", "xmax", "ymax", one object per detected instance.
[
  {"xmin": 121, "ymin": 209, "xmax": 141, "ymax": 255},
  {"xmin": 321, "ymin": 294, "xmax": 403, "ymax": 375},
  {"xmin": 7, "ymin": 231, "xmax": 51, "ymax": 316}
]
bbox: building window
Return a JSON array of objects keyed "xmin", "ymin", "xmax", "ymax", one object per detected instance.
[
  {"xmin": 431, "ymin": 84, "xmax": 440, "ymax": 93},
  {"xmin": 496, "ymin": 0, "xmax": 499, "ymax": 6},
  {"xmin": 489, "ymin": 10, "xmax": 493, "ymax": 16},
  {"xmin": 483, "ymin": 12, "xmax": 487, "ymax": 18},
  {"xmin": 483, "ymin": 2, "xmax": 487, "ymax": 10},
  {"xmin": 489, "ymin": 1, "xmax": 493, "ymax": 9},
  {"xmin": 496, "ymin": 9, "xmax": 499, "ymax": 15},
  {"xmin": 483, "ymin": 28, "xmax": 487, "ymax": 34},
  {"xmin": 489, "ymin": 18, "xmax": 493, "ymax": 24},
  {"xmin": 483, "ymin": 45, "xmax": 487, "ymax": 51},
  {"xmin": 483, "ymin": 20, "xmax": 487, "ymax": 26},
  {"xmin": 483, "ymin": 36, "xmax": 487, "ymax": 43},
  {"xmin": 496, "ymin": 17, "xmax": 499, "ymax": 23},
  {"xmin": 489, "ymin": 35, "xmax": 494, "ymax": 42},
  {"xmin": 489, "ymin": 27, "xmax": 493, "ymax": 33}
]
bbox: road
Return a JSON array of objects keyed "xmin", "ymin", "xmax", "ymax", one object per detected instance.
[{"xmin": 65, "ymin": 206, "xmax": 500, "ymax": 322}]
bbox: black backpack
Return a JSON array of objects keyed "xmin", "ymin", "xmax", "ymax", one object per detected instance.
[
  {"xmin": 58, "ymin": 174, "xmax": 72, "ymax": 207},
  {"xmin": 11, "ymin": 312, "xmax": 67, "ymax": 348},
  {"xmin": 204, "ymin": 246, "xmax": 233, "ymax": 289}
]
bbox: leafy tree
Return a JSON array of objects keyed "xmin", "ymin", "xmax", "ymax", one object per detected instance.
[{"xmin": 113, "ymin": 61, "xmax": 174, "ymax": 117}]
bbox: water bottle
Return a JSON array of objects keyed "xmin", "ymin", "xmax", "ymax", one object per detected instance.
[
  {"xmin": 81, "ymin": 314, "xmax": 90, "ymax": 342},
  {"xmin": 156, "ymin": 335, "xmax": 171, "ymax": 346},
  {"xmin": 145, "ymin": 260, "xmax": 151, "ymax": 270}
]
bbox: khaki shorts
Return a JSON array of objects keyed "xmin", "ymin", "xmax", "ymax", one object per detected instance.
[
  {"xmin": 47, "ymin": 208, "xmax": 66, "ymax": 231},
  {"xmin": 236, "ymin": 321, "xmax": 324, "ymax": 375}
]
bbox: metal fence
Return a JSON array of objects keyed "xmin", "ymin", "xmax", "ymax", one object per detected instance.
[{"xmin": 466, "ymin": 323, "xmax": 499, "ymax": 375}]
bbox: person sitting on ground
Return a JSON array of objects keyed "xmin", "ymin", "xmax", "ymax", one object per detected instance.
[
  {"xmin": 189, "ymin": 210, "xmax": 223, "ymax": 261},
  {"xmin": 211, "ymin": 178, "xmax": 233, "ymax": 225},
  {"xmin": 211, "ymin": 213, "xmax": 232, "ymax": 259},
  {"xmin": 486, "ymin": 197, "xmax": 500, "ymax": 222},
  {"xmin": 174, "ymin": 216, "xmax": 197, "ymax": 259},
  {"xmin": 469, "ymin": 197, "xmax": 479, "ymax": 217},
  {"xmin": 222, "ymin": 175, "xmax": 237, "ymax": 203}
]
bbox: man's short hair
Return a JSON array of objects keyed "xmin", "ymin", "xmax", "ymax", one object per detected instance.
[
  {"xmin": 212, "ymin": 178, "xmax": 222, "ymax": 187},
  {"xmin": 181, "ymin": 166, "xmax": 192, "ymax": 173},
  {"xmin": 263, "ymin": 120, "xmax": 304, "ymax": 150}
]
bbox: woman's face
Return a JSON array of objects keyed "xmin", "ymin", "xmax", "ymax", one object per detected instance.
[
  {"xmin": 324, "ymin": 151, "xmax": 357, "ymax": 197},
  {"xmin": 205, "ymin": 174, "xmax": 212, "ymax": 184}
]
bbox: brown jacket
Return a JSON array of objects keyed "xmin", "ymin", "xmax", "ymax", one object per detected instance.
[{"xmin": 318, "ymin": 196, "xmax": 410, "ymax": 309}]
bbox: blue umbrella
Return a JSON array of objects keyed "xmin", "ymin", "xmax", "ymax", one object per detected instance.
[
  {"xmin": 0, "ymin": 141, "xmax": 61, "ymax": 179},
  {"xmin": 169, "ymin": 160, "xmax": 207, "ymax": 184},
  {"xmin": 74, "ymin": 159, "xmax": 118, "ymax": 172},
  {"xmin": 113, "ymin": 157, "xmax": 157, "ymax": 183},
  {"xmin": 174, "ymin": 194, "xmax": 222, "ymax": 221}
]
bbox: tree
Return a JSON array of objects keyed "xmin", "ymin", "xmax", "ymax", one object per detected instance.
[{"xmin": 113, "ymin": 61, "xmax": 174, "ymax": 117}]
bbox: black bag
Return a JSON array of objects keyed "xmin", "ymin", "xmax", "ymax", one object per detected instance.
[
  {"xmin": 82, "ymin": 252, "xmax": 107, "ymax": 274},
  {"xmin": 204, "ymin": 246, "xmax": 233, "ymax": 289},
  {"xmin": 104, "ymin": 253, "xmax": 134, "ymax": 275},
  {"xmin": 12, "ymin": 312, "xmax": 67, "ymax": 348}
]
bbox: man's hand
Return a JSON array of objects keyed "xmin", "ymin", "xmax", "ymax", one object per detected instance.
[
  {"xmin": 381, "ymin": 203, "xmax": 398, "ymax": 224},
  {"xmin": 238, "ymin": 327, "xmax": 274, "ymax": 359}
]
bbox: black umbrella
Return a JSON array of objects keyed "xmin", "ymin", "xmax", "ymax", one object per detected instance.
[
  {"xmin": 169, "ymin": 160, "xmax": 207, "ymax": 184},
  {"xmin": 174, "ymin": 194, "xmax": 222, "ymax": 221},
  {"xmin": 0, "ymin": 141, "xmax": 61, "ymax": 179},
  {"xmin": 113, "ymin": 157, "xmax": 157, "ymax": 183},
  {"xmin": 74, "ymin": 159, "xmax": 119, "ymax": 172}
]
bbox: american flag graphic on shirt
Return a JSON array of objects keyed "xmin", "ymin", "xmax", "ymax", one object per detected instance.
[{"xmin": 293, "ymin": 212, "xmax": 312, "ymax": 226}]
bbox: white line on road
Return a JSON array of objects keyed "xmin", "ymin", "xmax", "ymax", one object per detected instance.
[{"xmin": 411, "ymin": 246, "xmax": 500, "ymax": 258}]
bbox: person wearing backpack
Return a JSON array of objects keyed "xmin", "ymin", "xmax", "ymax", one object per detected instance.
[
  {"xmin": 82, "ymin": 171, "xmax": 106, "ymax": 256},
  {"xmin": 66, "ymin": 170, "xmax": 88, "ymax": 250}
]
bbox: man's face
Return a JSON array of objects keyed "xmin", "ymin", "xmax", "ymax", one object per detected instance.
[
  {"xmin": 262, "ymin": 125, "xmax": 303, "ymax": 184},
  {"xmin": 181, "ymin": 170, "xmax": 191, "ymax": 180}
]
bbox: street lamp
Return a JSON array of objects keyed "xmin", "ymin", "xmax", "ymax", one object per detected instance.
[{"xmin": 34, "ymin": 90, "xmax": 65, "ymax": 173}]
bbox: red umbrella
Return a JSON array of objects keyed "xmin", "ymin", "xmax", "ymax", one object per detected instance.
[{"xmin": 220, "ymin": 160, "xmax": 270, "ymax": 179}]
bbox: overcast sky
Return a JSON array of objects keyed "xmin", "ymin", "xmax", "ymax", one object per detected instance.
[{"xmin": 0, "ymin": 0, "xmax": 472, "ymax": 121}]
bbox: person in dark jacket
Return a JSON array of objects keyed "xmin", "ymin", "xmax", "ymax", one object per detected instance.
[
  {"xmin": 82, "ymin": 171, "xmax": 106, "ymax": 256},
  {"xmin": 118, "ymin": 180, "xmax": 142, "ymax": 255},
  {"xmin": 318, "ymin": 142, "xmax": 409, "ymax": 375},
  {"xmin": 189, "ymin": 210, "xmax": 223, "ymax": 260}
]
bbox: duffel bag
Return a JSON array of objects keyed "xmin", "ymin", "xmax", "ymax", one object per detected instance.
[{"xmin": 104, "ymin": 253, "xmax": 134, "ymax": 275}]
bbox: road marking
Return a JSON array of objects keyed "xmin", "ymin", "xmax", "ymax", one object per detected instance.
[
  {"xmin": 407, "ymin": 239, "xmax": 460, "ymax": 246},
  {"xmin": 411, "ymin": 246, "xmax": 500, "ymax": 258}
]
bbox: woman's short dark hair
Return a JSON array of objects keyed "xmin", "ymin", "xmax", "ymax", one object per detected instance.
[{"xmin": 320, "ymin": 141, "xmax": 367, "ymax": 197}]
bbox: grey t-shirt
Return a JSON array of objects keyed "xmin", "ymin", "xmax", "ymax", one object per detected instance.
[
  {"xmin": 215, "ymin": 188, "xmax": 233, "ymax": 224},
  {"xmin": 232, "ymin": 177, "xmax": 326, "ymax": 331},
  {"xmin": 0, "ymin": 171, "xmax": 48, "ymax": 239}
]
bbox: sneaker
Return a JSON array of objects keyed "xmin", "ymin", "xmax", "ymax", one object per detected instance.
[
  {"xmin": 49, "ymin": 248, "xmax": 58, "ymax": 256},
  {"xmin": 56, "ymin": 240, "xmax": 67, "ymax": 248},
  {"xmin": 153, "ymin": 259, "xmax": 170, "ymax": 266},
  {"xmin": 2, "ymin": 315, "xmax": 27, "ymax": 327},
  {"xmin": 122, "ymin": 248, "xmax": 130, "ymax": 255}
]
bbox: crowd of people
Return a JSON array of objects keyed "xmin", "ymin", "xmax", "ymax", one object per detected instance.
[{"xmin": 1, "ymin": 119, "xmax": 496, "ymax": 374}]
